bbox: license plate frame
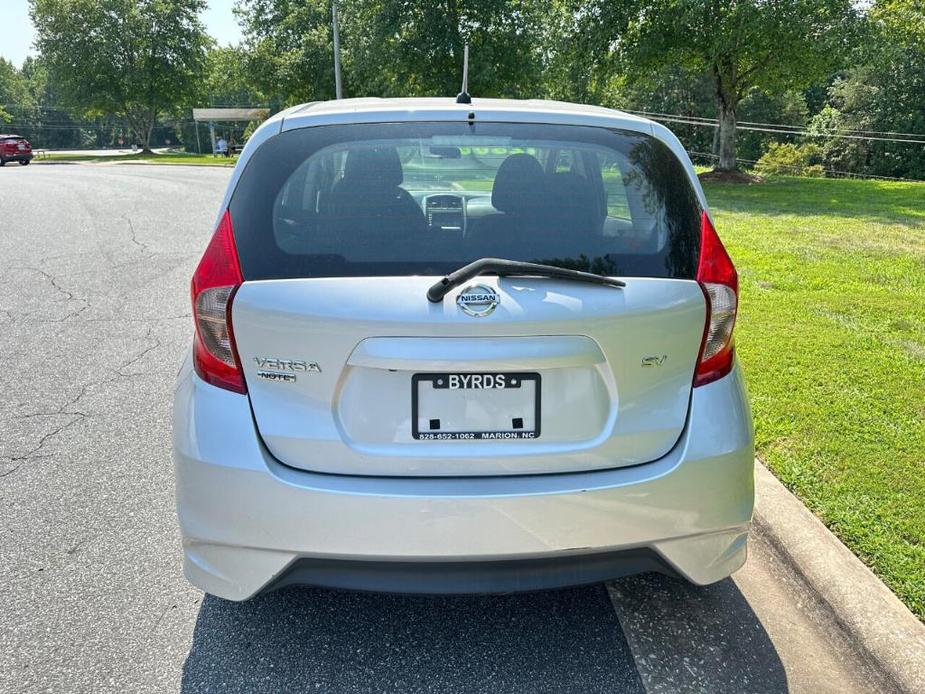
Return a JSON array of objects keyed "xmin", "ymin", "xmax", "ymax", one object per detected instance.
[{"xmin": 411, "ymin": 372, "xmax": 541, "ymax": 441}]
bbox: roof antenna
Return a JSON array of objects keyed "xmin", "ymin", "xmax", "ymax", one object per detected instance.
[{"xmin": 456, "ymin": 44, "xmax": 471, "ymax": 104}]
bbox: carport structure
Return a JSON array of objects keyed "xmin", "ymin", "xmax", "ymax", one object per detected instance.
[{"xmin": 191, "ymin": 108, "xmax": 270, "ymax": 155}]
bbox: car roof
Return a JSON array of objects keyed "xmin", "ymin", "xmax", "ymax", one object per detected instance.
[{"xmin": 276, "ymin": 97, "xmax": 654, "ymax": 134}]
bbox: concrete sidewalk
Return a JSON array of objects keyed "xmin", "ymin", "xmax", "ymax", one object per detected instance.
[
  {"xmin": 610, "ymin": 523, "xmax": 882, "ymax": 692},
  {"xmin": 609, "ymin": 462, "xmax": 925, "ymax": 693}
]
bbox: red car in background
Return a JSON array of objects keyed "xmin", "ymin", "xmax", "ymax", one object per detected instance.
[{"xmin": 0, "ymin": 134, "xmax": 33, "ymax": 166}]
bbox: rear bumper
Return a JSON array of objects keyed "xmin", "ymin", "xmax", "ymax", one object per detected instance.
[
  {"xmin": 173, "ymin": 359, "xmax": 754, "ymax": 600},
  {"xmin": 2, "ymin": 153, "xmax": 32, "ymax": 162},
  {"xmin": 266, "ymin": 549, "xmax": 672, "ymax": 594}
]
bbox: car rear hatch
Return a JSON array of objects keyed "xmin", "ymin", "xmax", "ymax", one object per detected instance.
[
  {"xmin": 2, "ymin": 136, "xmax": 30, "ymax": 154},
  {"xmin": 221, "ymin": 120, "xmax": 711, "ymax": 477}
]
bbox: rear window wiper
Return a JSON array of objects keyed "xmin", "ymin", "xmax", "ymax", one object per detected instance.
[{"xmin": 427, "ymin": 257, "xmax": 626, "ymax": 303}]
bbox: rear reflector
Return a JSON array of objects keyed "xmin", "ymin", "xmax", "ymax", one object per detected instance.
[
  {"xmin": 694, "ymin": 212, "xmax": 738, "ymax": 387},
  {"xmin": 191, "ymin": 211, "xmax": 246, "ymax": 393}
]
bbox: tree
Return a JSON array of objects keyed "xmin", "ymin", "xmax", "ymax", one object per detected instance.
[
  {"xmin": 812, "ymin": 0, "xmax": 925, "ymax": 178},
  {"xmin": 201, "ymin": 45, "xmax": 265, "ymax": 108},
  {"xmin": 234, "ymin": 0, "xmax": 549, "ymax": 105},
  {"xmin": 341, "ymin": 0, "xmax": 547, "ymax": 99},
  {"xmin": 577, "ymin": 0, "xmax": 857, "ymax": 171},
  {"xmin": 14, "ymin": 56, "xmax": 103, "ymax": 149},
  {"xmin": 0, "ymin": 58, "xmax": 32, "ymax": 124},
  {"xmin": 176, "ymin": 45, "xmax": 266, "ymax": 153},
  {"xmin": 30, "ymin": 0, "xmax": 211, "ymax": 152},
  {"xmin": 234, "ymin": 0, "xmax": 338, "ymax": 105}
]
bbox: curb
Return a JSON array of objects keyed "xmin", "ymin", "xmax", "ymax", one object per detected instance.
[{"xmin": 753, "ymin": 461, "xmax": 925, "ymax": 693}]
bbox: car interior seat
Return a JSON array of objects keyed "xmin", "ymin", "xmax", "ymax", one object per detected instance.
[
  {"xmin": 548, "ymin": 171, "xmax": 602, "ymax": 239},
  {"xmin": 468, "ymin": 154, "xmax": 553, "ymax": 254},
  {"xmin": 329, "ymin": 147, "xmax": 426, "ymax": 246}
]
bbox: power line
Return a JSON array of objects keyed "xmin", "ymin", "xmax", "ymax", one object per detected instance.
[
  {"xmin": 623, "ymin": 108, "xmax": 925, "ymax": 145},
  {"xmin": 638, "ymin": 113, "xmax": 925, "ymax": 145},
  {"xmin": 626, "ymin": 108, "xmax": 925, "ymax": 139},
  {"xmin": 741, "ymin": 120, "xmax": 925, "ymax": 139}
]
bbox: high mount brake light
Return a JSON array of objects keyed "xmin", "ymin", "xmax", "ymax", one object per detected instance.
[
  {"xmin": 694, "ymin": 211, "xmax": 738, "ymax": 387},
  {"xmin": 190, "ymin": 210, "xmax": 246, "ymax": 393}
]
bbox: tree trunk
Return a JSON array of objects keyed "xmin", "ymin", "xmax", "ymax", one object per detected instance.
[
  {"xmin": 124, "ymin": 110, "xmax": 146, "ymax": 152},
  {"xmin": 124, "ymin": 107, "xmax": 156, "ymax": 153},
  {"xmin": 141, "ymin": 113, "xmax": 155, "ymax": 153},
  {"xmin": 716, "ymin": 100, "xmax": 737, "ymax": 171},
  {"xmin": 711, "ymin": 59, "xmax": 740, "ymax": 172}
]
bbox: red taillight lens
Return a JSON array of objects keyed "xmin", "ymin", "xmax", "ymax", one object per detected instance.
[
  {"xmin": 694, "ymin": 211, "xmax": 738, "ymax": 387},
  {"xmin": 191, "ymin": 210, "xmax": 246, "ymax": 393}
]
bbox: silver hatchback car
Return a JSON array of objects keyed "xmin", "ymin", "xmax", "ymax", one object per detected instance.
[{"xmin": 173, "ymin": 98, "xmax": 754, "ymax": 600}]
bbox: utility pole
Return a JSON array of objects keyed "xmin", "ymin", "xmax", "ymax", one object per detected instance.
[{"xmin": 332, "ymin": 0, "xmax": 343, "ymax": 99}]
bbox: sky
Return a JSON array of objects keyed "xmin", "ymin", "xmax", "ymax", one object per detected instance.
[{"xmin": 1, "ymin": 0, "xmax": 242, "ymax": 68}]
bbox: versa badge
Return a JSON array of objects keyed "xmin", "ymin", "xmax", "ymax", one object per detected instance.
[{"xmin": 254, "ymin": 357, "xmax": 321, "ymax": 383}]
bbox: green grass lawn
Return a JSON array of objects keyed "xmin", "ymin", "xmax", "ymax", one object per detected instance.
[
  {"xmin": 703, "ymin": 175, "xmax": 925, "ymax": 619},
  {"xmin": 38, "ymin": 151, "xmax": 235, "ymax": 166}
]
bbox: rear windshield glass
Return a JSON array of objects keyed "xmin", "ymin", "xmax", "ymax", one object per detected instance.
[{"xmin": 229, "ymin": 122, "xmax": 701, "ymax": 280}]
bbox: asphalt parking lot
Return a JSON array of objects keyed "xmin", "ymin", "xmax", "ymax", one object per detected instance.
[{"xmin": 0, "ymin": 165, "xmax": 891, "ymax": 693}]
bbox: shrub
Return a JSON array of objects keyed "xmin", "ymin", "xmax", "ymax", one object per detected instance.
[
  {"xmin": 756, "ymin": 142, "xmax": 825, "ymax": 177},
  {"xmin": 803, "ymin": 164, "xmax": 826, "ymax": 178}
]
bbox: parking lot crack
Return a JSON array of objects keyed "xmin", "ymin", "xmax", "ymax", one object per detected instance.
[
  {"xmin": 13, "ymin": 366, "xmax": 148, "ymax": 441},
  {"xmin": 117, "ymin": 327, "xmax": 162, "ymax": 375},
  {"xmin": 10, "ymin": 413, "xmax": 86, "ymax": 461},
  {"xmin": 18, "ymin": 373, "xmax": 103, "ymax": 420},
  {"xmin": 23, "ymin": 266, "xmax": 77, "ymax": 302},
  {"xmin": 7, "ymin": 266, "xmax": 91, "ymax": 322},
  {"xmin": 148, "ymin": 603, "xmax": 176, "ymax": 637},
  {"xmin": 124, "ymin": 216, "xmax": 151, "ymax": 256},
  {"xmin": 49, "ymin": 302, "xmax": 91, "ymax": 323},
  {"xmin": 0, "ymin": 462, "xmax": 22, "ymax": 478}
]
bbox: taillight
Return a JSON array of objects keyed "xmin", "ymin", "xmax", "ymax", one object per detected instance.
[
  {"xmin": 694, "ymin": 211, "xmax": 738, "ymax": 387},
  {"xmin": 190, "ymin": 210, "xmax": 246, "ymax": 393}
]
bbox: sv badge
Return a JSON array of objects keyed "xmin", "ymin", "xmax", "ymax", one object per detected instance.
[{"xmin": 641, "ymin": 355, "xmax": 668, "ymax": 368}]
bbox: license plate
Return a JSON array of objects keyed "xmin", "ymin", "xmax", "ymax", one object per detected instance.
[{"xmin": 412, "ymin": 372, "xmax": 541, "ymax": 440}]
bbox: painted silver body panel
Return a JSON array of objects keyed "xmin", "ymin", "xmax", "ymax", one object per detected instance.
[
  {"xmin": 232, "ymin": 276, "xmax": 706, "ymax": 476},
  {"xmin": 173, "ymin": 358, "xmax": 754, "ymax": 600}
]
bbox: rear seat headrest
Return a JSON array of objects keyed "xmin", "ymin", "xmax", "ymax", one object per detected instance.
[
  {"xmin": 343, "ymin": 147, "xmax": 404, "ymax": 187},
  {"xmin": 491, "ymin": 153, "xmax": 546, "ymax": 214}
]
